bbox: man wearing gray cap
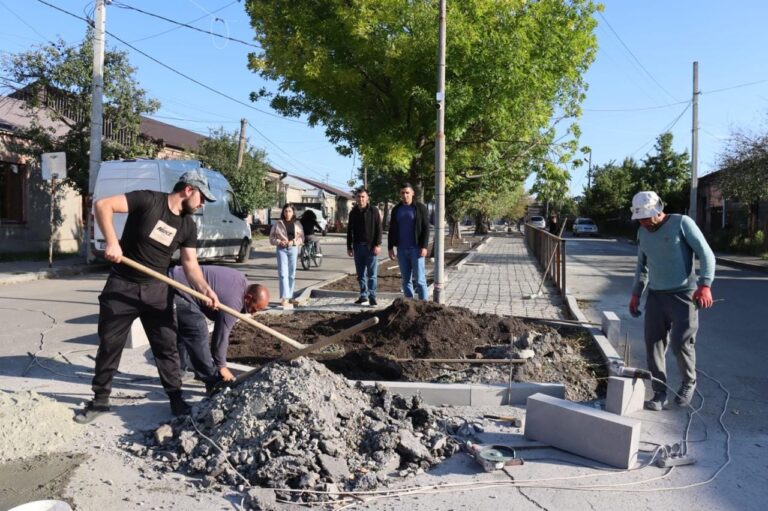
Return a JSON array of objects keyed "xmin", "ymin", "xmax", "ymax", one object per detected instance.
[
  {"xmin": 628, "ymin": 191, "xmax": 715, "ymax": 411},
  {"xmin": 75, "ymin": 170, "xmax": 220, "ymax": 423}
]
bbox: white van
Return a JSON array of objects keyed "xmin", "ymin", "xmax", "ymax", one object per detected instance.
[{"xmin": 91, "ymin": 159, "xmax": 253, "ymax": 262}]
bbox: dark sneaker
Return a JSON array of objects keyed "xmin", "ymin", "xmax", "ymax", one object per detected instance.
[
  {"xmin": 74, "ymin": 400, "xmax": 111, "ymax": 424},
  {"xmin": 369, "ymin": 297, "xmax": 378, "ymax": 306},
  {"xmin": 170, "ymin": 396, "xmax": 192, "ymax": 417},
  {"xmin": 354, "ymin": 296, "xmax": 368, "ymax": 305},
  {"xmin": 644, "ymin": 392, "xmax": 668, "ymax": 411},
  {"xmin": 675, "ymin": 381, "xmax": 697, "ymax": 406}
]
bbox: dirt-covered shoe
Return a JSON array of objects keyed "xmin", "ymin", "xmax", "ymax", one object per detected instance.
[
  {"xmin": 675, "ymin": 381, "xmax": 697, "ymax": 406},
  {"xmin": 369, "ymin": 297, "xmax": 378, "ymax": 306},
  {"xmin": 644, "ymin": 392, "xmax": 668, "ymax": 411},
  {"xmin": 354, "ymin": 296, "xmax": 368, "ymax": 305},
  {"xmin": 73, "ymin": 400, "xmax": 111, "ymax": 424},
  {"xmin": 170, "ymin": 396, "xmax": 192, "ymax": 417}
]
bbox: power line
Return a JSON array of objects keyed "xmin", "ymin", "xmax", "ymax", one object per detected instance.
[
  {"xmin": 598, "ymin": 11, "xmax": 680, "ymax": 103},
  {"xmin": 112, "ymin": 1, "xmax": 260, "ymax": 49},
  {"xmin": 584, "ymin": 100, "xmax": 689, "ymax": 113},
  {"xmin": 128, "ymin": 1, "xmax": 238, "ymax": 43},
  {"xmin": 630, "ymin": 101, "xmax": 691, "ymax": 157},
  {"xmin": 702, "ymin": 79, "xmax": 768, "ymax": 95},
  {"xmin": 33, "ymin": 0, "xmax": 305, "ymax": 125},
  {"xmin": 0, "ymin": 0, "xmax": 52, "ymax": 43}
]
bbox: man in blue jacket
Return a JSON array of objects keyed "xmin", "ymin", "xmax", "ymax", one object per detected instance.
[
  {"xmin": 388, "ymin": 183, "xmax": 430, "ymax": 300},
  {"xmin": 628, "ymin": 191, "xmax": 715, "ymax": 411}
]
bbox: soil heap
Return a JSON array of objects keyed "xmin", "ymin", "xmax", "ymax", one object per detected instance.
[{"xmin": 143, "ymin": 358, "xmax": 458, "ymax": 505}]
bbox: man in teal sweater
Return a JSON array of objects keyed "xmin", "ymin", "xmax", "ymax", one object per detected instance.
[{"xmin": 628, "ymin": 191, "xmax": 716, "ymax": 411}]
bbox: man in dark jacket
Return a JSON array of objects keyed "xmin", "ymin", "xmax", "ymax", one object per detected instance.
[
  {"xmin": 388, "ymin": 183, "xmax": 430, "ymax": 300},
  {"xmin": 347, "ymin": 188, "xmax": 383, "ymax": 306}
]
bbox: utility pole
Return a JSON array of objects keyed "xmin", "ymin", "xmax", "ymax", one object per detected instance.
[
  {"xmin": 363, "ymin": 165, "xmax": 368, "ymax": 189},
  {"xmin": 236, "ymin": 118, "xmax": 247, "ymax": 169},
  {"xmin": 86, "ymin": 0, "xmax": 106, "ymax": 262},
  {"xmin": 433, "ymin": 0, "xmax": 447, "ymax": 304},
  {"xmin": 587, "ymin": 149, "xmax": 592, "ymax": 189},
  {"xmin": 689, "ymin": 61, "xmax": 699, "ymax": 222}
]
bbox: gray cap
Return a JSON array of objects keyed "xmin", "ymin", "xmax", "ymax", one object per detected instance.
[{"xmin": 178, "ymin": 170, "xmax": 216, "ymax": 202}]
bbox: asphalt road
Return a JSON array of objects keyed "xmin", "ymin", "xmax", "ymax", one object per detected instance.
[{"xmin": 565, "ymin": 233, "xmax": 768, "ymax": 510}]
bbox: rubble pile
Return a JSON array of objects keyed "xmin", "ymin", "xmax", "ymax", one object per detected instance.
[{"xmin": 142, "ymin": 358, "xmax": 459, "ymax": 503}]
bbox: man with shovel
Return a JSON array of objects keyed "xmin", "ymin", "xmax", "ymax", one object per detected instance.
[
  {"xmin": 628, "ymin": 191, "xmax": 715, "ymax": 411},
  {"xmin": 170, "ymin": 265, "xmax": 268, "ymax": 393},
  {"xmin": 75, "ymin": 171, "xmax": 220, "ymax": 424}
]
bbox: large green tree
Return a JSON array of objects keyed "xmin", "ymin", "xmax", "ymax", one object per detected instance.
[
  {"xmin": 2, "ymin": 33, "xmax": 160, "ymax": 196},
  {"xmin": 716, "ymin": 129, "xmax": 768, "ymax": 234},
  {"xmin": 196, "ymin": 128, "xmax": 275, "ymax": 212},
  {"xmin": 245, "ymin": 0, "xmax": 599, "ymax": 207},
  {"xmin": 634, "ymin": 132, "xmax": 690, "ymax": 213}
]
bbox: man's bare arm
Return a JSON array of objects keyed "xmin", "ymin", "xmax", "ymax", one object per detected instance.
[{"xmin": 94, "ymin": 195, "xmax": 129, "ymax": 263}]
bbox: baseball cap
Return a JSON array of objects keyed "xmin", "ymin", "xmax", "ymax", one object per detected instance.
[
  {"xmin": 178, "ymin": 170, "xmax": 216, "ymax": 202},
  {"xmin": 630, "ymin": 191, "xmax": 663, "ymax": 220}
]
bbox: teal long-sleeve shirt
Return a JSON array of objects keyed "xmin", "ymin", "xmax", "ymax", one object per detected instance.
[{"xmin": 632, "ymin": 214, "xmax": 715, "ymax": 295}]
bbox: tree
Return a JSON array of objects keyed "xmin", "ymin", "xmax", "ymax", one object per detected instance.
[
  {"xmin": 635, "ymin": 132, "xmax": 690, "ymax": 213},
  {"xmin": 716, "ymin": 129, "xmax": 768, "ymax": 234},
  {"xmin": 196, "ymin": 128, "xmax": 275, "ymax": 212},
  {"xmin": 245, "ymin": 0, "xmax": 598, "ymax": 200},
  {"xmin": 581, "ymin": 158, "xmax": 637, "ymax": 222},
  {"xmin": 2, "ymin": 33, "xmax": 160, "ymax": 196}
]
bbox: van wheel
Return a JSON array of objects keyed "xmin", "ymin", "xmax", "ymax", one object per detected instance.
[{"xmin": 236, "ymin": 238, "xmax": 251, "ymax": 263}]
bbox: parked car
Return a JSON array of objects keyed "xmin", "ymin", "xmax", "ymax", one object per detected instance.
[
  {"xmin": 572, "ymin": 217, "xmax": 599, "ymax": 237},
  {"xmin": 92, "ymin": 159, "xmax": 252, "ymax": 263},
  {"xmin": 528, "ymin": 215, "xmax": 546, "ymax": 229}
]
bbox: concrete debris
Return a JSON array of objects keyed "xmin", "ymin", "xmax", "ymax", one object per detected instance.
[{"xmin": 137, "ymin": 358, "xmax": 458, "ymax": 505}]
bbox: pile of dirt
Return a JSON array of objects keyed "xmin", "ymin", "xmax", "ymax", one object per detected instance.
[
  {"xmin": 0, "ymin": 390, "xmax": 83, "ymax": 462},
  {"xmin": 139, "ymin": 358, "xmax": 458, "ymax": 505},
  {"xmin": 229, "ymin": 298, "xmax": 605, "ymax": 401}
]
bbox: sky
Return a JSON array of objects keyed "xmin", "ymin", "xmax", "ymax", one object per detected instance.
[{"xmin": 1, "ymin": 1, "xmax": 768, "ymax": 197}]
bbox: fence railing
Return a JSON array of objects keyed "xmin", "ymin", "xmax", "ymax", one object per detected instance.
[{"xmin": 524, "ymin": 225, "xmax": 566, "ymax": 295}]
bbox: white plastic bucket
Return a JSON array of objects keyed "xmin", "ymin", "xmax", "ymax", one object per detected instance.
[{"xmin": 8, "ymin": 500, "xmax": 72, "ymax": 511}]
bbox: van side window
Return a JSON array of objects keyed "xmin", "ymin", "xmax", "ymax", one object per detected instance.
[{"xmin": 225, "ymin": 191, "xmax": 240, "ymax": 216}]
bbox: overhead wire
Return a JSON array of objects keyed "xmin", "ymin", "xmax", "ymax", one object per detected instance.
[
  {"xmin": 128, "ymin": 0, "xmax": 239, "ymax": 43},
  {"xmin": 598, "ymin": 11, "xmax": 679, "ymax": 103},
  {"xmin": 630, "ymin": 101, "xmax": 691, "ymax": 158},
  {"xmin": 111, "ymin": 1, "xmax": 260, "ymax": 49},
  {"xmin": 33, "ymin": 0, "xmax": 305, "ymax": 125}
]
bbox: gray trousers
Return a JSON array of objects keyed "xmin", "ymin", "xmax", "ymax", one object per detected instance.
[{"xmin": 644, "ymin": 289, "xmax": 699, "ymax": 394}]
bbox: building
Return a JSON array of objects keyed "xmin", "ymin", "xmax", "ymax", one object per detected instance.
[
  {"xmin": 272, "ymin": 174, "xmax": 353, "ymax": 228},
  {"xmin": 697, "ymin": 169, "xmax": 767, "ymax": 235},
  {"xmin": 0, "ymin": 92, "xmax": 206, "ymax": 254}
]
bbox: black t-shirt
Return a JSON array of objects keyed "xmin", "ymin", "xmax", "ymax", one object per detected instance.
[{"xmin": 112, "ymin": 190, "xmax": 197, "ymax": 283}]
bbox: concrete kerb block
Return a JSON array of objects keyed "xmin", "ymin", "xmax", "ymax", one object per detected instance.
[
  {"xmin": 606, "ymin": 376, "xmax": 646, "ymax": 416},
  {"xmin": 601, "ymin": 311, "xmax": 621, "ymax": 345},
  {"xmin": 524, "ymin": 393, "xmax": 641, "ymax": 469},
  {"xmin": 127, "ymin": 318, "xmax": 149, "ymax": 349},
  {"xmin": 564, "ymin": 294, "xmax": 623, "ymax": 367}
]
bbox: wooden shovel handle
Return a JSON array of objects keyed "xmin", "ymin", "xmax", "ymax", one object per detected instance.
[
  {"xmin": 118, "ymin": 256, "xmax": 306, "ymax": 350},
  {"xmin": 281, "ymin": 316, "xmax": 379, "ymax": 361}
]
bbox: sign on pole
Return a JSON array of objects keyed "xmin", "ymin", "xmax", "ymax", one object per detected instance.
[{"xmin": 41, "ymin": 152, "xmax": 67, "ymax": 181}]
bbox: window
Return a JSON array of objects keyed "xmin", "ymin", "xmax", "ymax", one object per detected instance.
[{"xmin": 0, "ymin": 162, "xmax": 26, "ymax": 222}]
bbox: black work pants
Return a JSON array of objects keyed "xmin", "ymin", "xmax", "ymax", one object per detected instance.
[
  {"xmin": 175, "ymin": 295, "xmax": 218, "ymax": 384},
  {"xmin": 92, "ymin": 275, "xmax": 182, "ymax": 402}
]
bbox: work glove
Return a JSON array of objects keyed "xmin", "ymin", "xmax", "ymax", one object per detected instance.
[
  {"xmin": 693, "ymin": 285, "xmax": 713, "ymax": 309},
  {"xmin": 629, "ymin": 294, "xmax": 641, "ymax": 317}
]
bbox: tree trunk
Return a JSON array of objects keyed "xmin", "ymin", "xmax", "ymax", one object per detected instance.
[{"xmin": 474, "ymin": 213, "xmax": 489, "ymax": 235}]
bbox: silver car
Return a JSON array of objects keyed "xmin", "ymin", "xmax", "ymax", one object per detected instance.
[
  {"xmin": 528, "ymin": 215, "xmax": 546, "ymax": 229},
  {"xmin": 572, "ymin": 217, "xmax": 598, "ymax": 237}
]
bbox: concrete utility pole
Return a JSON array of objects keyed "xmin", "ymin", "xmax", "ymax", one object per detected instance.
[
  {"xmin": 363, "ymin": 165, "xmax": 368, "ymax": 189},
  {"xmin": 689, "ymin": 61, "xmax": 699, "ymax": 222},
  {"xmin": 433, "ymin": 0, "xmax": 447, "ymax": 304},
  {"xmin": 587, "ymin": 148, "xmax": 592, "ymax": 189},
  {"xmin": 86, "ymin": 0, "xmax": 106, "ymax": 262},
  {"xmin": 236, "ymin": 118, "xmax": 247, "ymax": 169}
]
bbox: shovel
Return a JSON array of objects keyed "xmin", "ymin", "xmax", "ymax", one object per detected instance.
[{"xmin": 118, "ymin": 256, "xmax": 378, "ymax": 360}]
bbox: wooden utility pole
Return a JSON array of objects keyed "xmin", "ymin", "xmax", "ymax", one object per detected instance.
[
  {"xmin": 86, "ymin": 0, "xmax": 106, "ymax": 262},
  {"xmin": 433, "ymin": 0, "xmax": 447, "ymax": 303},
  {"xmin": 236, "ymin": 118, "xmax": 247, "ymax": 169},
  {"xmin": 689, "ymin": 61, "xmax": 699, "ymax": 222}
]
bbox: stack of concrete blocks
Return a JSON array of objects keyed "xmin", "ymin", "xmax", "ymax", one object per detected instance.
[
  {"xmin": 601, "ymin": 311, "xmax": 646, "ymax": 416},
  {"xmin": 524, "ymin": 393, "xmax": 641, "ymax": 469}
]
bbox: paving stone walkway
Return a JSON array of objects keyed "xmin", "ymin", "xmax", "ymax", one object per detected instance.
[{"xmin": 303, "ymin": 233, "xmax": 567, "ymax": 320}]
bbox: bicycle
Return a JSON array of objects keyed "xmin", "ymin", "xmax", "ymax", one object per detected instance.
[{"xmin": 300, "ymin": 239, "xmax": 323, "ymax": 270}]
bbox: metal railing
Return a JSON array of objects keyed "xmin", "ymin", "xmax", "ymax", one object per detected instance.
[{"xmin": 524, "ymin": 225, "xmax": 567, "ymax": 295}]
